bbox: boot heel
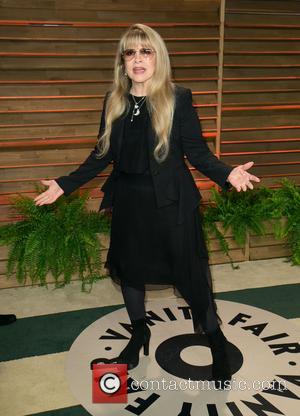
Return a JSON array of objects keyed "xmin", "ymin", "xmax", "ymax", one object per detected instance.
[{"xmin": 143, "ymin": 336, "xmax": 150, "ymax": 356}]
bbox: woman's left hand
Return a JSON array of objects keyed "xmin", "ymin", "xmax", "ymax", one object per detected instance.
[{"xmin": 227, "ymin": 161, "xmax": 260, "ymax": 192}]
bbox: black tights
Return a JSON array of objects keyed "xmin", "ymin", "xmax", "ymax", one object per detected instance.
[
  {"xmin": 120, "ymin": 279, "xmax": 219, "ymax": 334},
  {"xmin": 120, "ymin": 280, "xmax": 146, "ymax": 321}
]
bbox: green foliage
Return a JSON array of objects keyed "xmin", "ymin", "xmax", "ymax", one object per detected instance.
[
  {"xmin": 202, "ymin": 178, "xmax": 300, "ymax": 268},
  {"xmin": 0, "ymin": 178, "xmax": 299, "ymax": 290},
  {"xmin": 0, "ymin": 185, "xmax": 111, "ymax": 292},
  {"xmin": 267, "ymin": 178, "xmax": 300, "ymax": 265}
]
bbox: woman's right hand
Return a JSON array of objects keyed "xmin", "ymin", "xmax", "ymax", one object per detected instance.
[{"xmin": 34, "ymin": 179, "xmax": 64, "ymax": 206}]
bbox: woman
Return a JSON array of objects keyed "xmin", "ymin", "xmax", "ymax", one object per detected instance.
[{"xmin": 34, "ymin": 23, "xmax": 260, "ymax": 389}]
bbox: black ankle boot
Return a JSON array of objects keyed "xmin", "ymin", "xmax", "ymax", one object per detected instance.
[
  {"xmin": 206, "ymin": 325, "xmax": 232, "ymax": 390},
  {"xmin": 91, "ymin": 317, "xmax": 151, "ymax": 370}
]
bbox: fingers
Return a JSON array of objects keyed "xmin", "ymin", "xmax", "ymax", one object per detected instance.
[
  {"xmin": 247, "ymin": 181, "xmax": 254, "ymax": 190},
  {"xmin": 249, "ymin": 174, "xmax": 260, "ymax": 182},
  {"xmin": 240, "ymin": 161, "xmax": 261, "ymax": 182},
  {"xmin": 235, "ymin": 174, "xmax": 255, "ymax": 192},
  {"xmin": 33, "ymin": 179, "xmax": 57, "ymax": 206},
  {"xmin": 225, "ymin": 161, "xmax": 260, "ymax": 192},
  {"xmin": 241, "ymin": 184, "xmax": 247, "ymax": 192},
  {"xmin": 242, "ymin": 173, "xmax": 260, "ymax": 185},
  {"xmin": 34, "ymin": 191, "xmax": 47, "ymax": 203},
  {"xmin": 40, "ymin": 179, "xmax": 52, "ymax": 186},
  {"xmin": 33, "ymin": 195, "xmax": 43, "ymax": 204},
  {"xmin": 242, "ymin": 161, "xmax": 254, "ymax": 171},
  {"xmin": 34, "ymin": 193, "xmax": 53, "ymax": 206}
]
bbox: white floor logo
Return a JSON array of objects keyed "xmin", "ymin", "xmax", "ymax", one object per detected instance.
[{"xmin": 65, "ymin": 299, "xmax": 300, "ymax": 415}]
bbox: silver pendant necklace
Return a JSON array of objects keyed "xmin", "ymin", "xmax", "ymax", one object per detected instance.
[{"xmin": 131, "ymin": 94, "xmax": 146, "ymax": 122}]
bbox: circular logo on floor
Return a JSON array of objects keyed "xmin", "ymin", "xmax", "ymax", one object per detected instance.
[{"xmin": 65, "ymin": 299, "xmax": 300, "ymax": 415}]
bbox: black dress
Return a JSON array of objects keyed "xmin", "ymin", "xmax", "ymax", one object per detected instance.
[{"xmin": 104, "ymin": 94, "xmax": 221, "ymax": 333}]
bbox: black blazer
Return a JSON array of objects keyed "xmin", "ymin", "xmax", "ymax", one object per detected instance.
[{"xmin": 55, "ymin": 84, "xmax": 233, "ymax": 224}]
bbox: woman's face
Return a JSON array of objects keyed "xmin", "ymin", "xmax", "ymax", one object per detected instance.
[{"xmin": 123, "ymin": 42, "xmax": 156, "ymax": 90}]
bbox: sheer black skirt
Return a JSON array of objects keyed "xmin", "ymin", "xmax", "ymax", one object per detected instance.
[{"xmin": 104, "ymin": 170, "xmax": 222, "ymax": 333}]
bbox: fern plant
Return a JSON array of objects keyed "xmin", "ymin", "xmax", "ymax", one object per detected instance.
[
  {"xmin": 202, "ymin": 178, "xmax": 300, "ymax": 268},
  {"xmin": 267, "ymin": 178, "xmax": 300, "ymax": 265},
  {"xmin": 0, "ymin": 184, "xmax": 111, "ymax": 292}
]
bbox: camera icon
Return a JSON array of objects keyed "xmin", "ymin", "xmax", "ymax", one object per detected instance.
[{"xmin": 92, "ymin": 363, "xmax": 128, "ymax": 403}]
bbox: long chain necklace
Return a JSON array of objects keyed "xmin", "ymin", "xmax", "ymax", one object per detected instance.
[{"xmin": 130, "ymin": 94, "xmax": 146, "ymax": 122}]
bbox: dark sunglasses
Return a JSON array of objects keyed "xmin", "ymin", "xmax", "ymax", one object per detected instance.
[{"xmin": 121, "ymin": 47, "xmax": 155, "ymax": 61}]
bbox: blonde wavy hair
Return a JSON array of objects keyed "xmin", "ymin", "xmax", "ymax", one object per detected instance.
[{"xmin": 95, "ymin": 23, "xmax": 176, "ymax": 163}]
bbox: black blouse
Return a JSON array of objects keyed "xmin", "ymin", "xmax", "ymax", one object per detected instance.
[{"xmin": 119, "ymin": 94, "xmax": 150, "ymax": 174}]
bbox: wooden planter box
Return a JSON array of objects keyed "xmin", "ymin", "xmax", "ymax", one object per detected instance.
[
  {"xmin": 249, "ymin": 217, "xmax": 291, "ymax": 260},
  {"xmin": 206, "ymin": 220, "xmax": 247, "ymax": 265},
  {"xmin": 208, "ymin": 216, "xmax": 291, "ymax": 264},
  {"xmin": 0, "ymin": 217, "xmax": 292, "ymax": 289}
]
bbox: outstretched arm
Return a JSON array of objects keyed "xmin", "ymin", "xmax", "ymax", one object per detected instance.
[
  {"xmin": 180, "ymin": 88, "xmax": 260, "ymax": 192},
  {"xmin": 54, "ymin": 91, "xmax": 113, "ymax": 196}
]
